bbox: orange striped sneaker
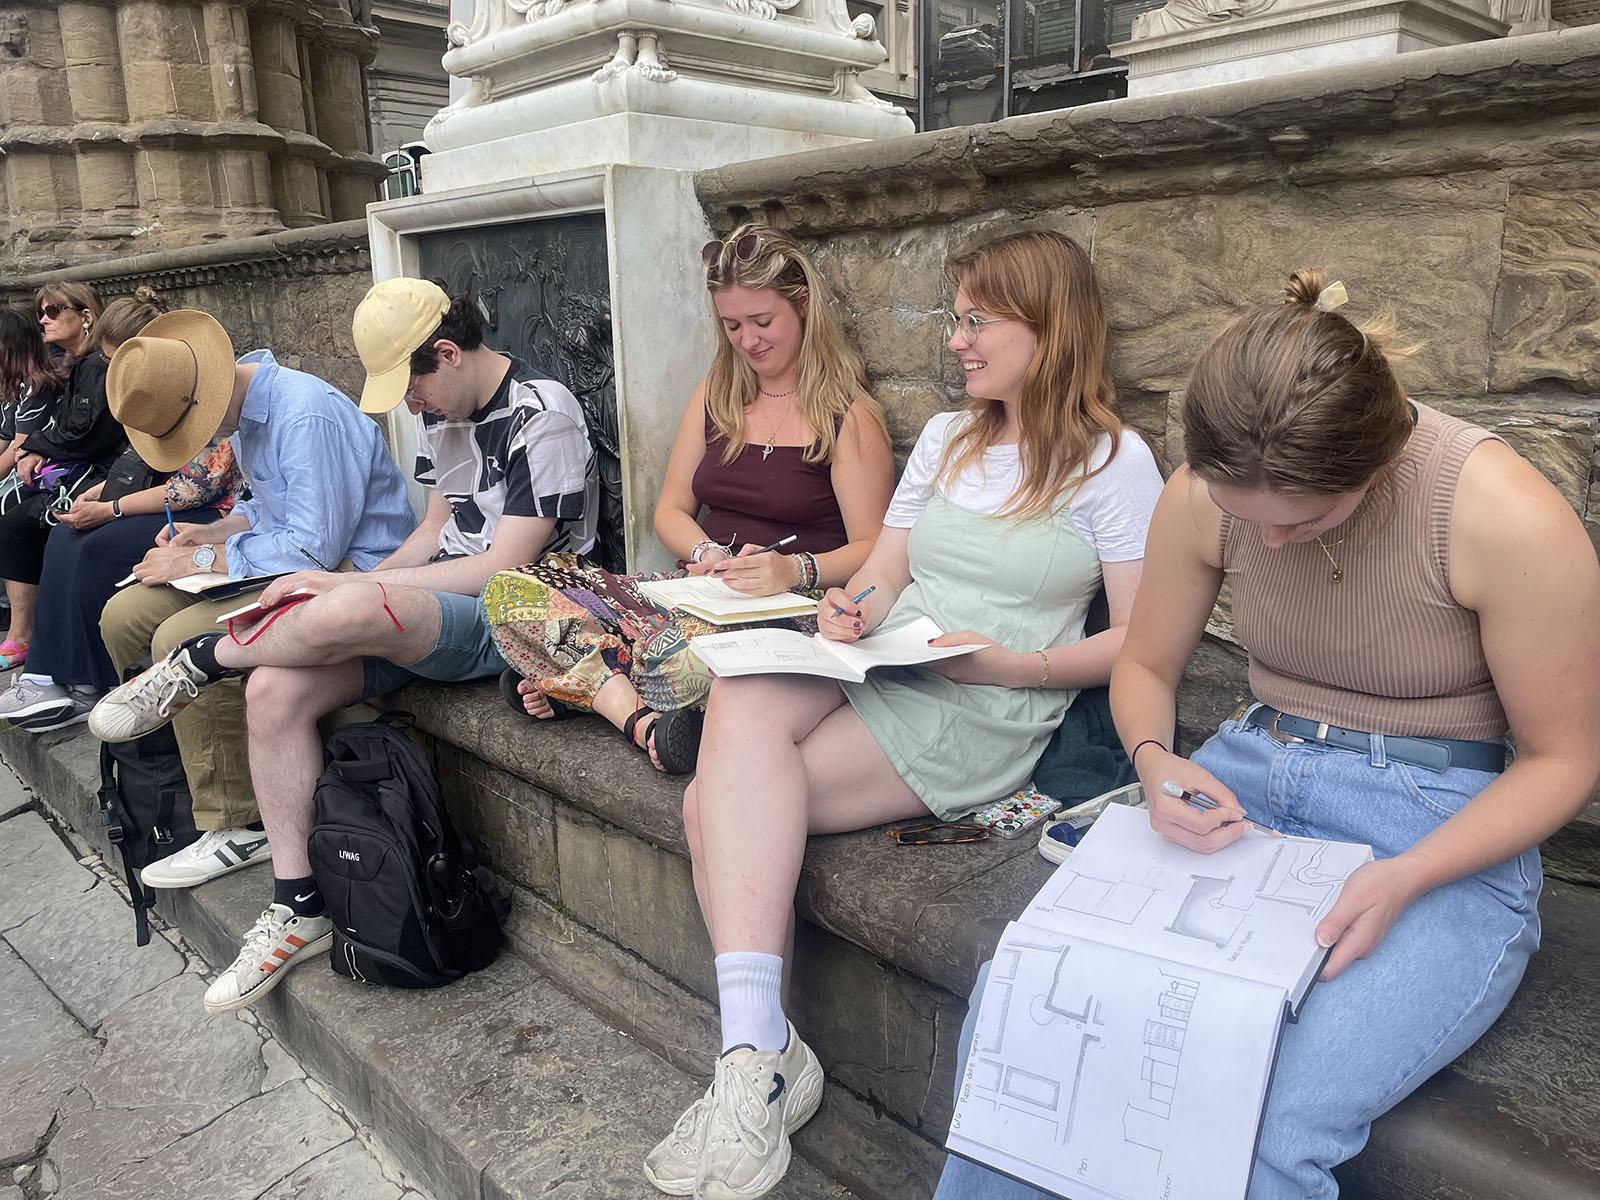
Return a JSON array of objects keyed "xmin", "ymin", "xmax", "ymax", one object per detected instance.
[{"xmin": 203, "ymin": 903, "xmax": 332, "ymax": 1014}]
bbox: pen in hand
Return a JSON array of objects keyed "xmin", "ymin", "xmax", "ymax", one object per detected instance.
[
  {"xmin": 1160, "ymin": 780, "xmax": 1284, "ymax": 838},
  {"xmin": 832, "ymin": 585, "xmax": 877, "ymax": 616},
  {"xmin": 710, "ymin": 534, "xmax": 797, "ymax": 570},
  {"xmin": 165, "ymin": 501, "xmax": 177, "ymax": 542}
]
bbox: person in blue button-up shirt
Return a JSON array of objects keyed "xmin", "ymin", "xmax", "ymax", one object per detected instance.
[{"xmin": 99, "ymin": 312, "xmax": 414, "ymax": 854}]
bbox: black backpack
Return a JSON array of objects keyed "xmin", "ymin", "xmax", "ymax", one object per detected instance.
[
  {"xmin": 97, "ymin": 714, "xmax": 201, "ymax": 946},
  {"xmin": 308, "ymin": 714, "xmax": 508, "ymax": 988}
]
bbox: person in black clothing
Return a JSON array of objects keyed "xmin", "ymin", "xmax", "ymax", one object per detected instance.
[{"xmin": 0, "ymin": 283, "xmax": 124, "ymax": 668}]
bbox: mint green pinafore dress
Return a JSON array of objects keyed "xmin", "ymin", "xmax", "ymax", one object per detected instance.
[{"xmin": 841, "ymin": 484, "xmax": 1103, "ymax": 820}]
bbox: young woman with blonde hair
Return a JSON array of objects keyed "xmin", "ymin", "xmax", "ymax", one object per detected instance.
[
  {"xmin": 485, "ymin": 224, "xmax": 895, "ymax": 772},
  {"xmin": 933, "ymin": 270, "xmax": 1600, "ymax": 1199},
  {"xmin": 651, "ymin": 230, "xmax": 1164, "ymax": 1199}
]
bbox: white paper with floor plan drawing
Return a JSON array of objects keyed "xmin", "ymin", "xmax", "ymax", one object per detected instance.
[
  {"xmin": 691, "ymin": 616, "xmax": 981, "ymax": 682},
  {"xmin": 945, "ymin": 803, "xmax": 1372, "ymax": 1200}
]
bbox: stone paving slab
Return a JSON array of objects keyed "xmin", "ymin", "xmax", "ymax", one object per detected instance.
[{"xmin": 0, "ymin": 796, "xmax": 429, "ymax": 1200}]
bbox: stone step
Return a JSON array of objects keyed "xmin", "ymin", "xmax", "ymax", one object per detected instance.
[{"xmin": 0, "ymin": 729, "xmax": 853, "ymax": 1200}]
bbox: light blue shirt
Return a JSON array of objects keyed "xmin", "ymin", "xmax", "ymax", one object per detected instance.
[{"xmin": 224, "ymin": 350, "xmax": 414, "ymax": 578}]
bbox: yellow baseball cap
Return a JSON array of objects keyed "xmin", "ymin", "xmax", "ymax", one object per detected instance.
[{"xmin": 353, "ymin": 278, "xmax": 452, "ymax": 413}]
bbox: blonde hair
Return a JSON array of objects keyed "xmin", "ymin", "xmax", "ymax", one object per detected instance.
[
  {"xmin": 702, "ymin": 223, "xmax": 885, "ymax": 464},
  {"xmin": 1183, "ymin": 269, "xmax": 1413, "ymax": 495},
  {"xmin": 940, "ymin": 230, "xmax": 1123, "ymax": 519},
  {"xmin": 96, "ymin": 285, "xmax": 168, "ymax": 351}
]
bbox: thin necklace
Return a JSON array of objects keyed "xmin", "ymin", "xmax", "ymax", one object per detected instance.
[
  {"xmin": 756, "ymin": 390, "xmax": 796, "ymax": 462},
  {"xmin": 1313, "ymin": 534, "xmax": 1346, "ymax": 584}
]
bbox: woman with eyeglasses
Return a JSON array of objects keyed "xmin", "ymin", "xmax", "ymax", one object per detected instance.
[
  {"xmin": 484, "ymin": 224, "xmax": 894, "ymax": 774},
  {"xmin": 932, "ymin": 272, "xmax": 1600, "ymax": 1200},
  {"xmin": 0, "ymin": 288, "xmax": 244, "ymax": 731},
  {"xmin": 648, "ymin": 231, "xmax": 1163, "ymax": 1199},
  {"xmin": 0, "ymin": 284, "xmax": 129, "ymax": 667}
]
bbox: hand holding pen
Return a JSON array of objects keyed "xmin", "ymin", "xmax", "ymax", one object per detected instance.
[
  {"xmin": 710, "ymin": 534, "xmax": 799, "ymax": 596},
  {"xmin": 1160, "ymin": 781, "xmax": 1283, "ymax": 838},
  {"xmin": 817, "ymin": 585, "xmax": 877, "ymax": 643},
  {"xmin": 1138, "ymin": 752, "xmax": 1264, "ymax": 853}
]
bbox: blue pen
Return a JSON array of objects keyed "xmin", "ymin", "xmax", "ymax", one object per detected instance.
[
  {"xmin": 832, "ymin": 585, "xmax": 877, "ymax": 616},
  {"xmin": 164, "ymin": 501, "xmax": 177, "ymax": 542}
]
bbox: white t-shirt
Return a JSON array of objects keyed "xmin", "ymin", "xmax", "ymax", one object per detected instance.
[{"xmin": 884, "ymin": 411, "xmax": 1163, "ymax": 561}]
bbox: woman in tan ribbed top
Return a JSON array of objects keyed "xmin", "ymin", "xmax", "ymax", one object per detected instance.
[{"xmin": 1108, "ymin": 271, "xmax": 1600, "ymax": 1198}]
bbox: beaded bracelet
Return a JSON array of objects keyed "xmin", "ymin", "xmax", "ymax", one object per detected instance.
[{"xmin": 801, "ymin": 551, "xmax": 820, "ymax": 590}]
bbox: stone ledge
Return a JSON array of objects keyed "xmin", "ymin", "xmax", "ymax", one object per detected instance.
[
  {"xmin": 0, "ymin": 220, "xmax": 372, "ymax": 300},
  {"xmin": 696, "ymin": 25, "xmax": 1600, "ymax": 232}
]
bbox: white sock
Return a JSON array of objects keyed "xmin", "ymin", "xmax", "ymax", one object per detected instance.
[
  {"xmin": 715, "ymin": 951, "xmax": 787, "ymax": 1053},
  {"xmin": 20, "ymin": 673, "xmax": 52, "ymax": 686}
]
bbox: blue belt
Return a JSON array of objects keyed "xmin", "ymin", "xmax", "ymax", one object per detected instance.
[{"xmin": 1237, "ymin": 704, "xmax": 1508, "ymax": 774}]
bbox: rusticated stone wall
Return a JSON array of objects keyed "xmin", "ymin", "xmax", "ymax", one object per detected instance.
[
  {"xmin": 696, "ymin": 27, "xmax": 1600, "ymax": 779},
  {"xmin": 1, "ymin": 221, "xmax": 373, "ymax": 402},
  {"xmin": 0, "ymin": 1, "xmax": 389, "ymax": 276}
]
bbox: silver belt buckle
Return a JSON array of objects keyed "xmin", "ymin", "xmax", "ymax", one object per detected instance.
[{"xmin": 1267, "ymin": 711, "xmax": 1306, "ymax": 745}]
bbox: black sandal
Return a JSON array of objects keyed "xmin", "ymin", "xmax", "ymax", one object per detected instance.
[
  {"xmin": 621, "ymin": 705, "xmax": 705, "ymax": 775},
  {"xmin": 498, "ymin": 668, "xmax": 576, "ymax": 721}
]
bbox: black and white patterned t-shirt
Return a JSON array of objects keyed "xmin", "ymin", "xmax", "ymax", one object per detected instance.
[{"xmin": 414, "ymin": 357, "xmax": 599, "ymax": 559}]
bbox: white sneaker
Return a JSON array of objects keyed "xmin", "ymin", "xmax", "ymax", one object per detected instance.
[
  {"xmin": 89, "ymin": 641, "xmax": 225, "ymax": 743},
  {"xmin": 644, "ymin": 1085, "xmax": 714, "ymax": 1195},
  {"xmin": 203, "ymin": 903, "xmax": 332, "ymax": 1015},
  {"xmin": 140, "ymin": 827, "xmax": 271, "ymax": 889},
  {"xmin": 0, "ymin": 676, "xmax": 73, "ymax": 728},
  {"xmin": 691, "ymin": 1022, "xmax": 824, "ymax": 1200}
]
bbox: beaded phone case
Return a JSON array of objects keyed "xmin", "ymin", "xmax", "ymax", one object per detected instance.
[{"xmin": 969, "ymin": 784, "xmax": 1062, "ymax": 840}]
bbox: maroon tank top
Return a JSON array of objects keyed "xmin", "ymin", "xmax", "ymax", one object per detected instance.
[{"xmin": 691, "ymin": 414, "xmax": 848, "ymax": 555}]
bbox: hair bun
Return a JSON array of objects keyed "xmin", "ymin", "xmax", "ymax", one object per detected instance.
[
  {"xmin": 1282, "ymin": 269, "xmax": 1327, "ymax": 309},
  {"xmin": 132, "ymin": 284, "xmax": 167, "ymax": 311}
]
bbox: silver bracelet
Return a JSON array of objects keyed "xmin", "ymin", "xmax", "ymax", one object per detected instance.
[{"xmin": 690, "ymin": 539, "xmax": 719, "ymax": 564}]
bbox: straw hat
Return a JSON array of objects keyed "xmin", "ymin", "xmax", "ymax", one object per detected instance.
[
  {"xmin": 353, "ymin": 278, "xmax": 451, "ymax": 414},
  {"xmin": 107, "ymin": 310, "xmax": 236, "ymax": 471}
]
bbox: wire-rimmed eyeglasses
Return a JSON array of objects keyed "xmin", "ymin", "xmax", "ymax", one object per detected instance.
[{"xmin": 943, "ymin": 309, "xmax": 1011, "ymax": 347}]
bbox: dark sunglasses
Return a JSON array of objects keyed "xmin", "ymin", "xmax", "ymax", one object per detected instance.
[
  {"xmin": 38, "ymin": 303, "xmax": 64, "ymax": 320},
  {"xmin": 885, "ymin": 818, "xmax": 990, "ymax": 846},
  {"xmin": 701, "ymin": 232, "xmax": 763, "ymax": 270}
]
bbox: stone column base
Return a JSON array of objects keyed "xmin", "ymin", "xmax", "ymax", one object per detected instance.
[{"xmin": 1112, "ymin": 0, "xmax": 1509, "ymax": 97}]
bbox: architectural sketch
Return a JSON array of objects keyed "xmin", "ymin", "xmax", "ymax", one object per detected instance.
[
  {"xmin": 1255, "ymin": 841, "xmax": 1348, "ymax": 918},
  {"xmin": 1033, "ymin": 866, "xmax": 1160, "ymax": 924},
  {"xmin": 1165, "ymin": 875, "xmax": 1250, "ymax": 948}
]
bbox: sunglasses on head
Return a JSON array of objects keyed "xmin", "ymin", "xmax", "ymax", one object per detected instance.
[{"xmin": 701, "ymin": 232, "xmax": 763, "ymax": 270}]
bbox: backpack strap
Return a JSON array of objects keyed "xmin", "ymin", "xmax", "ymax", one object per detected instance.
[{"xmin": 98, "ymin": 743, "xmax": 154, "ymax": 948}]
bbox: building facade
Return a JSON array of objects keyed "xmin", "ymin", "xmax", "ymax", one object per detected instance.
[{"xmin": 0, "ymin": 1, "xmax": 401, "ymax": 275}]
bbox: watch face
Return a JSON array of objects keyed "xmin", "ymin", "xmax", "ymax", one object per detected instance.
[{"xmin": 193, "ymin": 545, "xmax": 217, "ymax": 571}]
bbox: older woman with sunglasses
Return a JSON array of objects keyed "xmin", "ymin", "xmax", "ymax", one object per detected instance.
[
  {"xmin": 0, "ymin": 283, "xmax": 130, "ymax": 667},
  {"xmin": 483, "ymin": 225, "xmax": 894, "ymax": 773}
]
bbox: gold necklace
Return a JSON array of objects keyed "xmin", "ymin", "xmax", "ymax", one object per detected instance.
[
  {"xmin": 1313, "ymin": 535, "xmax": 1346, "ymax": 584},
  {"xmin": 756, "ymin": 392, "xmax": 795, "ymax": 462}
]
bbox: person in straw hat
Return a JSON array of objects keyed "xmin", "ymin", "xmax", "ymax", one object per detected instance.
[
  {"xmin": 94, "ymin": 306, "xmax": 414, "ymax": 891},
  {"xmin": 90, "ymin": 279, "xmax": 598, "ymax": 1013}
]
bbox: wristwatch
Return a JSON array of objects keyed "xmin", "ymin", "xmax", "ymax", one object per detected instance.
[{"xmin": 191, "ymin": 544, "xmax": 218, "ymax": 573}]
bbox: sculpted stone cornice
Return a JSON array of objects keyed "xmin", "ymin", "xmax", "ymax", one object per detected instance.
[
  {"xmin": 316, "ymin": 16, "xmax": 383, "ymax": 61},
  {"xmin": 1, "ymin": 220, "xmax": 372, "ymax": 301},
  {"xmin": 0, "ymin": 119, "xmax": 292, "ymax": 155}
]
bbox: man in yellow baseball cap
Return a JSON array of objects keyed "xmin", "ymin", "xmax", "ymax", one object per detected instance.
[{"xmin": 92, "ymin": 277, "xmax": 600, "ymax": 1014}]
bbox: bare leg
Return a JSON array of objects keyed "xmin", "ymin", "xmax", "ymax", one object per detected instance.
[
  {"xmin": 6, "ymin": 579, "xmax": 36, "ymax": 642},
  {"xmin": 213, "ymin": 581, "xmax": 443, "ymax": 672},
  {"xmin": 691, "ymin": 676, "xmax": 927, "ymax": 957},
  {"xmin": 244, "ymin": 661, "xmax": 364, "ymax": 879}
]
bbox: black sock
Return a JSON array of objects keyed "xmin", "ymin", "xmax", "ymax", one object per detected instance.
[
  {"xmin": 245, "ymin": 820, "xmax": 265, "ymax": 832},
  {"xmin": 273, "ymin": 875, "xmax": 324, "ymax": 918},
  {"xmin": 180, "ymin": 631, "xmax": 235, "ymax": 679}
]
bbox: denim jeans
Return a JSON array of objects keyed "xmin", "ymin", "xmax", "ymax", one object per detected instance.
[{"xmin": 934, "ymin": 711, "xmax": 1541, "ymax": 1200}]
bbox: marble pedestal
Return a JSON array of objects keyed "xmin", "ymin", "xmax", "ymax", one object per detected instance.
[{"xmin": 1114, "ymin": 0, "xmax": 1509, "ymax": 97}]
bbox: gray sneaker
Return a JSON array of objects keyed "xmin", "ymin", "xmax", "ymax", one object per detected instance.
[{"xmin": 0, "ymin": 676, "xmax": 75, "ymax": 730}]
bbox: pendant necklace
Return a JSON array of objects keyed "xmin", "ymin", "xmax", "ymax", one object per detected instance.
[
  {"xmin": 757, "ymin": 388, "xmax": 796, "ymax": 462},
  {"xmin": 1314, "ymin": 534, "xmax": 1345, "ymax": 584}
]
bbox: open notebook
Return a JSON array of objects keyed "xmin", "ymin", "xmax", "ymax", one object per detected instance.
[
  {"xmin": 691, "ymin": 615, "xmax": 981, "ymax": 683},
  {"xmin": 636, "ymin": 576, "xmax": 815, "ymax": 625},
  {"xmin": 115, "ymin": 570, "xmax": 290, "ymax": 598},
  {"xmin": 946, "ymin": 802, "xmax": 1372, "ymax": 1200}
]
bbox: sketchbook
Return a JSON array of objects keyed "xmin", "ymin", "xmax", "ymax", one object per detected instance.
[
  {"xmin": 637, "ymin": 576, "xmax": 816, "ymax": 625},
  {"xmin": 946, "ymin": 802, "xmax": 1372, "ymax": 1200},
  {"xmin": 116, "ymin": 571, "xmax": 289, "ymax": 598},
  {"xmin": 691, "ymin": 615, "xmax": 981, "ymax": 682}
]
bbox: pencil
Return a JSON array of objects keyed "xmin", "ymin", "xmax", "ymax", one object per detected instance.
[
  {"xmin": 832, "ymin": 584, "xmax": 877, "ymax": 616},
  {"xmin": 1160, "ymin": 780, "xmax": 1284, "ymax": 838}
]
